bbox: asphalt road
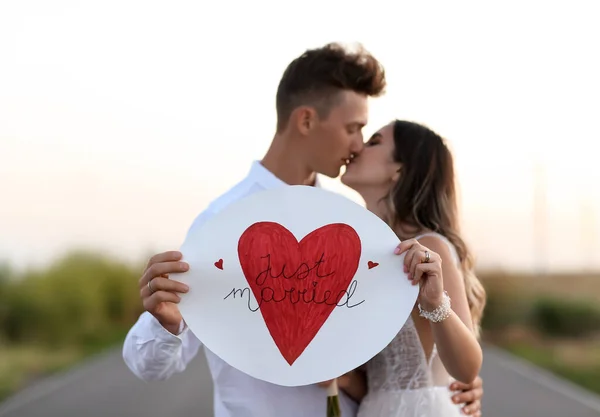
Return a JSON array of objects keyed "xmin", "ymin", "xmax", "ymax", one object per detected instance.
[{"xmin": 1, "ymin": 345, "xmax": 600, "ymax": 417}]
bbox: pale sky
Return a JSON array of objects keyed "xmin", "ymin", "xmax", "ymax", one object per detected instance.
[{"xmin": 1, "ymin": 1, "xmax": 599, "ymax": 273}]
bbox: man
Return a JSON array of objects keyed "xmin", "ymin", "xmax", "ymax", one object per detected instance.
[{"xmin": 123, "ymin": 42, "xmax": 483, "ymax": 416}]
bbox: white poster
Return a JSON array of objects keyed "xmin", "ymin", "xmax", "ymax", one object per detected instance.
[{"xmin": 177, "ymin": 185, "xmax": 418, "ymax": 386}]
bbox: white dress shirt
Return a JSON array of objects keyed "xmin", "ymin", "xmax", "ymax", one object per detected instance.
[{"xmin": 122, "ymin": 161, "xmax": 359, "ymax": 417}]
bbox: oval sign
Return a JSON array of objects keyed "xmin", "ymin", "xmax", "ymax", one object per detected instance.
[{"xmin": 177, "ymin": 185, "xmax": 418, "ymax": 386}]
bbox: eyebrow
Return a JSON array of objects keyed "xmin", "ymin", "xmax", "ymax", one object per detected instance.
[{"xmin": 368, "ymin": 133, "xmax": 382, "ymax": 140}]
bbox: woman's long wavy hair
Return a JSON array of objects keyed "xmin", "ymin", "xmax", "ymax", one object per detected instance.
[{"xmin": 384, "ymin": 120, "xmax": 486, "ymax": 337}]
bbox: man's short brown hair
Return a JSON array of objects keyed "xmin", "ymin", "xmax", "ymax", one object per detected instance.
[{"xmin": 275, "ymin": 42, "xmax": 387, "ymax": 132}]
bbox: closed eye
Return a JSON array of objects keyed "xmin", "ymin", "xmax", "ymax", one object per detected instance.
[
  {"xmin": 347, "ymin": 122, "xmax": 366, "ymax": 134},
  {"xmin": 365, "ymin": 132, "xmax": 382, "ymax": 146}
]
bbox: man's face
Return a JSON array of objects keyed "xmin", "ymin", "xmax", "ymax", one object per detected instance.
[{"xmin": 305, "ymin": 91, "xmax": 368, "ymax": 178}]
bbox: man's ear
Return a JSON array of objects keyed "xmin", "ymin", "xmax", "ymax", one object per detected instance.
[{"xmin": 293, "ymin": 106, "xmax": 318, "ymax": 136}]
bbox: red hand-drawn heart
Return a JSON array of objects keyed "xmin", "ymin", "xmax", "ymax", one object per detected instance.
[
  {"xmin": 238, "ymin": 221, "xmax": 361, "ymax": 366},
  {"xmin": 214, "ymin": 259, "xmax": 223, "ymax": 270},
  {"xmin": 367, "ymin": 261, "xmax": 379, "ymax": 269}
]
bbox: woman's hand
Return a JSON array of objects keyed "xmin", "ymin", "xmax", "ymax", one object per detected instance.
[
  {"xmin": 396, "ymin": 236, "xmax": 484, "ymax": 384},
  {"xmin": 395, "ymin": 239, "xmax": 444, "ymax": 311}
]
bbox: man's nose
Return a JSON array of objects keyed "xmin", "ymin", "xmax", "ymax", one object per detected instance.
[{"xmin": 351, "ymin": 138, "xmax": 365, "ymax": 156}]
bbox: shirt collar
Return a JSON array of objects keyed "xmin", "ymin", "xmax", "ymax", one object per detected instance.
[{"xmin": 248, "ymin": 160, "xmax": 323, "ymax": 189}]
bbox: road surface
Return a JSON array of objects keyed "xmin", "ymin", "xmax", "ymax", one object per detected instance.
[{"xmin": 1, "ymin": 345, "xmax": 600, "ymax": 417}]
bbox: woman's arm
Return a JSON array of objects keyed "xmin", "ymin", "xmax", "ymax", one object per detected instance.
[{"xmin": 399, "ymin": 237, "xmax": 483, "ymax": 384}]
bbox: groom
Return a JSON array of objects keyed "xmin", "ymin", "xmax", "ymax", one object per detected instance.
[{"xmin": 123, "ymin": 42, "xmax": 484, "ymax": 416}]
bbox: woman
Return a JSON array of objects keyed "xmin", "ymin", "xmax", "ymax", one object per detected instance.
[{"xmin": 332, "ymin": 120, "xmax": 487, "ymax": 416}]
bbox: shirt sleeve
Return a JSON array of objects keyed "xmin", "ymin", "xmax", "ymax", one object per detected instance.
[{"xmin": 122, "ymin": 208, "xmax": 215, "ymax": 381}]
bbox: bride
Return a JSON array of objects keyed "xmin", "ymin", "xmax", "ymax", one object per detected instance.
[{"xmin": 326, "ymin": 119, "xmax": 486, "ymax": 416}]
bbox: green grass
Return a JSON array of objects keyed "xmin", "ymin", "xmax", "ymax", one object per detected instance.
[
  {"xmin": 0, "ymin": 251, "xmax": 141, "ymax": 402},
  {"xmin": 0, "ymin": 345, "xmax": 82, "ymax": 401},
  {"xmin": 479, "ymin": 270, "xmax": 600, "ymax": 396}
]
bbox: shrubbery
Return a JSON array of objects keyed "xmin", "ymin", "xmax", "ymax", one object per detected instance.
[
  {"xmin": 479, "ymin": 271, "xmax": 600, "ymax": 339},
  {"xmin": 0, "ymin": 252, "xmax": 144, "ymax": 349}
]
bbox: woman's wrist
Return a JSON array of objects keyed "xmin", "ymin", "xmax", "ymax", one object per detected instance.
[
  {"xmin": 418, "ymin": 291, "xmax": 452, "ymax": 323},
  {"xmin": 419, "ymin": 295, "xmax": 444, "ymax": 312}
]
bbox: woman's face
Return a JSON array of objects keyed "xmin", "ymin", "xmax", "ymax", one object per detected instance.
[{"xmin": 341, "ymin": 122, "xmax": 401, "ymax": 196}]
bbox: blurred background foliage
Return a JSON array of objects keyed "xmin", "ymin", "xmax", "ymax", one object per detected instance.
[{"xmin": 1, "ymin": 252, "xmax": 600, "ymax": 401}]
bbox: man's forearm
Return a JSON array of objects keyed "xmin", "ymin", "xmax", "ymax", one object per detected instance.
[{"xmin": 122, "ymin": 312, "xmax": 202, "ymax": 381}]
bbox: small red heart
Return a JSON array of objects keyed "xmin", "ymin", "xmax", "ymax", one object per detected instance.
[
  {"xmin": 214, "ymin": 259, "xmax": 223, "ymax": 270},
  {"xmin": 367, "ymin": 261, "xmax": 379, "ymax": 269}
]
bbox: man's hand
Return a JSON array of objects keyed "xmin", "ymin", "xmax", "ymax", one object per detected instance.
[
  {"xmin": 317, "ymin": 371, "xmax": 368, "ymax": 403},
  {"xmin": 139, "ymin": 251, "xmax": 190, "ymax": 335},
  {"xmin": 450, "ymin": 376, "xmax": 483, "ymax": 416}
]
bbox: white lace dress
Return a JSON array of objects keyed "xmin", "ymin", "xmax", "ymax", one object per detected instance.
[{"xmin": 357, "ymin": 233, "xmax": 464, "ymax": 417}]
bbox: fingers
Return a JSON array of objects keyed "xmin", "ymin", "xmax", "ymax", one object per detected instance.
[
  {"xmin": 404, "ymin": 244, "xmax": 423, "ymax": 275},
  {"xmin": 463, "ymin": 407, "xmax": 481, "ymax": 417},
  {"xmin": 408, "ymin": 248, "xmax": 424, "ymax": 277},
  {"xmin": 451, "ymin": 376, "xmax": 483, "ymax": 391},
  {"xmin": 405, "ymin": 247, "xmax": 420, "ymax": 275},
  {"xmin": 395, "ymin": 239, "xmax": 436, "ymax": 270},
  {"xmin": 143, "ymin": 290, "xmax": 182, "ymax": 312},
  {"xmin": 461, "ymin": 400, "xmax": 482, "ymax": 416},
  {"xmin": 409, "ymin": 252, "xmax": 440, "ymax": 283},
  {"xmin": 452, "ymin": 387, "xmax": 483, "ymax": 405},
  {"xmin": 142, "ymin": 277, "xmax": 189, "ymax": 298},
  {"xmin": 394, "ymin": 238, "xmax": 419, "ymax": 255},
  {"xmin": 146, "ymin": 251, "xmax": 183, "ymax": 268},
  {"xmin": 140, "ymin": 260, "xmax": 189, "ymax": 286},
  {"xmin": 449, "ymin": 377, "xmax": 484, "ymax": 415},
  {"xmin": 411, "ymin": 262, "xmax": 439, "ymax": 286},
  {"xmin": 410, "ymin": 248, "xmax": 440, "ymax": 276}
]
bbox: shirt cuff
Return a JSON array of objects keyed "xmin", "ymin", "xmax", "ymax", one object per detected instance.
[
  {"xmin": 146, "ymin": 314, "xmax": 187, "ymax": 343},
  {"xmin": 178, "ymin": 319, "xmax": 188, "ymax": 335}
]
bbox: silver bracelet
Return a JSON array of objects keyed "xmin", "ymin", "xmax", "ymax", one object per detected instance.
[{"xmin": 418, "ymin": 291, "xmax": 452, "ymax": 322}]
